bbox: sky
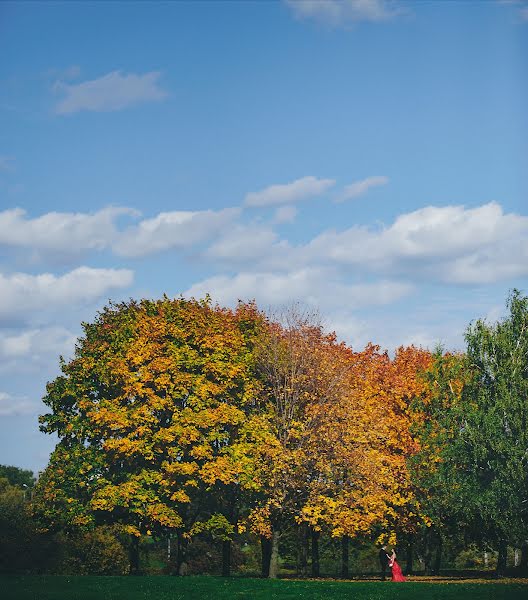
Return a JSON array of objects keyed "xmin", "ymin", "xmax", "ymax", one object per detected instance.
[{"xmin": 0, "ymin": 0, "xmax": 527, "ymax": 474}]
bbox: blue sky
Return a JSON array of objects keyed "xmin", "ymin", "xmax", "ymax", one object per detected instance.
[{"xmin": 0, "ymin": 0, "xmax": 527, "ymax": 474}]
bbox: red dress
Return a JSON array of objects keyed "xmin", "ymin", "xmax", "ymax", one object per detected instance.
[{"xmin": 390, "ymin": 559, "xmax": 406, "ymax": 582}]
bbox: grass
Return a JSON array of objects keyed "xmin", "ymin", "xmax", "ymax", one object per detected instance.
[{"xmin": 2, "ymin": 575, "xmax": 528, "ymax": 600}]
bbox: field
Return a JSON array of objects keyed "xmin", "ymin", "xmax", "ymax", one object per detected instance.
[{"xmin": 2, "ymin": 575, "xmax": 528, "ymax": 600}]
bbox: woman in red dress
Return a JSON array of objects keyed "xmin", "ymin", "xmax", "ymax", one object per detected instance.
[{"xmin": 388, "ymin": 549, "xmax": 406, "ymax": 582}]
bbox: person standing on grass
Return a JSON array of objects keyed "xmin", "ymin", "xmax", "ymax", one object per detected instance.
[
  {"xmin": 379, "ymin": 544, "xmax": 391, "ymax": 580},
  {"xmin": 388, "ymin": 549, "xmax": 406, "ymax": 582}
]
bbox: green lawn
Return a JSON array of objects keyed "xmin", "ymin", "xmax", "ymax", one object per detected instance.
[{"xmin": 2, "ymin": 576, "xmax": 528, "ymax": 600}]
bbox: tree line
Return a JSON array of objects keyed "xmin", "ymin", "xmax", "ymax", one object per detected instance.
[{"xmin": 1, "ymin": 291, "xmax": 527, "ymax": 577}]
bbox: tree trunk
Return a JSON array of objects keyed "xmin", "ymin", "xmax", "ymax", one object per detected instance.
[
  {"xmin": 495, "ymin": 539, "xmax": 507, "ymax": 578},
  {"xmin": 297, "ymin": 523, "xmax": 309, "ymax": 577},
  {"xmin": 222, "ymin": 540, "xmax": 231, "ymax": 577},
  {"xmin": 520, "ymin": 542, "xmax": 528, "ymax": 573},
  {"xmin": 269, "ymin": 529, "xmax": 280, "ymax": 578},
  {"xmin": 261, "ymin": 535, "xmax": 272, "ymax": 578},
  {"xmin": 129, "ymin": 535, "xmax": 140, "ymax": 575},
  {"xmin": 514, "ymin": 548, "xmax": 520, "ymax": 567},
  {"xmin": 174, "ymin": 531, "xmax": 188, "ymax": 576},
  {"xmin": 432, "ymin": 533, "xmax": 442, "ymax": 575},
  {"xmin": 311, "ymin": 528, "xmax": 320, "ymax": 578},
  {"xmin": 341, "ymin": 535, "xmax": 349, "ymax": 579},
  {"xmin": 405, "ymin": 535, "xmax": 414, "ymax": 575},
  {"xmin": 221, "ymin": 484, "xmax": 237, "ymax": 578}
]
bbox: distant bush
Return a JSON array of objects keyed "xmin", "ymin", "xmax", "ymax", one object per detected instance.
[
  {"xmin": 57, "ymin": 527, "xmax": 129, "ymax": 575},
  {"xmin": 453, "ymin": 545, "xmax": 497, "ymax": 570}
]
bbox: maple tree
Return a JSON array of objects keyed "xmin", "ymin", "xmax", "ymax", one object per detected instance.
[
  {"xmin": 298, "ymin": 343, "xmax": 433, "ymax": 577},
  {"xmin": 38, "ymin": 297, "xmax": 262, "ymax": 573}
]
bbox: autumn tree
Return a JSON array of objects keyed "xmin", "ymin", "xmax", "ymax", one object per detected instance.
[
  {"xmin": 240, "ymin": 306, "xmax": 348, "ymax": 578},
  {"xmin": 37, "ymin": 297, "xmax": 262, "ymax": 574},
  {"xmin": 378, "ymin": 345, "xmax": 434, "ymax": 574},
  {"xmin": 299, "ymin": 344, "xmax": 432, "ymax": 578}
]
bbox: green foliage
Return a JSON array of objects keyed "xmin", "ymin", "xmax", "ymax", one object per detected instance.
[
  {"xmin": 453, "ymin": 545, "xmax": 497, "ymax": 570},
  {"xmin": 457, "ymin": 289, "xmax": 528, "ymax": 544},
  {"xmin": 56, "ymin": 527, "xmax": 129, "ymax": 575},
  {"xmin": 411, "ymin": 290, "xmax": 528, "ymax": 573},
  {"xmin": 187, "ymin": 514, "xmax": 235, "ymax": 542},
  {"xmin": 0, "ymin": 466, "xmax": 35, "ymax": 489},
  {"xmin": 0, "ymin": 477, "xmax": 33, "ymax": 573}
]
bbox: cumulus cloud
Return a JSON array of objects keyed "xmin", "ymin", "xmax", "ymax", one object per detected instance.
[
  {"xmin": 195, "ymin": 201, "xmax": 528, "ymax": 287},
  {"xmin": 54, "ymin": 70, "xmax": 167, "ymax": 114},
  {"xmin": 0, "ymin": 206, "xmax": 135, "ymax": 258},
  {"xmin": 307, "ymin": 202, "xmax": 528, "ymax": 283},
  {"xmin": 0, "ymin": 326, "xmax": 77, "ymax": 375},
  {"xmin": 114, "ymin": 208, "xmax": 240, "ymax": 258},
  {"xmin": 337, "ymin": 175, "xmax": 389, "ymax": 202},
  {"xmin": 184, "ymin": 267, "xmax": 411, "ymax": 310},
  {"xmin": 0, "ymin": 391, "xmax": 37, "ymax": 417},
  {"xmin": 0, "ymin": 206, "xmax": 240, "ymax": 261},
  {"xmin": 0, "ymin": 266, "xmax": 133, "ymax": 322},
  {"xmin": 204, "ymin": 224, "xmax": 285, "ymax": 263},
  {"xmin": 274, "ymin": 205, "xmax": 298, "ymax": 224},
  {"xmin": 285, "ymin": 0, "xmax": 402, "ymax": 26},
  {"xmin": 245, "ymin": 176, "xmax": 335, "ymax": 207}
]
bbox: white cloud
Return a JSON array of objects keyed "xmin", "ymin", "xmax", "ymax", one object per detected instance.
[
  {"xmin": 54, "ymin": 70, "xmax": 167, "ymax": 114},
  {"xmin": 274, "ymin": 205, "xmax": 298, "ymax": 224},
  {"xmin": 245, "ymin": 176, "xmax": 335, "ymax": 207},
  {"xmin": 0, "ymin": 391, "xmax": 37, "ymax": 417},
  {"xmin": 0, "ymin": 266, "xmax": 133, "ymax": 322},
  {"xmin": 307, "ymin": 202, "xmax": 528, "ymax": 284},
  {"xmin": 0, "ymin": 206, "xmax": 239, "ymax": 261},
  {"xmin": 205, "ymin": 224, "xmax": 284, "ymax": 263},
  {"xmin": 184, "ymin": 267, "xmax": 411, "ymax": 310},
  {"xmin": 337, "ymin": 175, "xmax": 389, "ymax": 202},
  {"xmin": 0, "ymin": 206, "xmax": 135, "ymax": 258},
  {"xmin": 114, "ymin": 208, "xmax": 240, "ymax": 258},
  {"xmin": 286, "ymin": 0, "xmax": 402, "ymax": 26},
  {"xmin": 0, "ymin": 326, "xmax": 76, "ymax": 365}
]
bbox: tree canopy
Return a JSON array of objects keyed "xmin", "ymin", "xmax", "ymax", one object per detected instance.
[{"xmin": 25, "ymin": 290, "xmax": 528, "ymax": 578}]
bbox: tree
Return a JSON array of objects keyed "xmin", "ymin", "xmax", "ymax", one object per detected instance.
[
  {"xmin": 300, "ymin": 344, "xmax": 432, "ymax": 577},
  {"xmin": 37, "ymin": 297, "xmax": 261, "ymax": 574},
  {"xmin": 459, "ymin": 289, "xmax": 528, "ymax": 575},
  {"xmin": 411, "ymin": 290, "xmax": 528, "ymax": 577},
  {"xmin": 408, "ymin": 348, "xmax": 467, "ymax": 574},
  {"xmin": 241, "ymin": 306, "xmax": 351, "ymax": 578},
  {"xmin": 0, "ymin": 477, "xmax": 33, "ymax": 573},
  {"xmin": 0, "ymin": 465, "xmax": 36, "ymax": 489}
]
